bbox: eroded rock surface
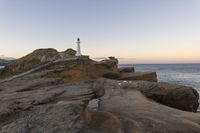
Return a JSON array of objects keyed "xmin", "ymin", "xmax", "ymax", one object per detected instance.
[
  {"xmin": 0, "ymin": 68, "xmax": 101, "ymax": 133},
  {"xmin": 119, "ymin": 72, "xmax": 157, "ymax": 82},
  {"xmin": 0, "ymin": 55, "xmax": 119, "ymax": 133},
  {"xmin": 0, "ymin": 50, "xmax": 199, "ymax": 133},
  {"xmin": 118, "ymin": 67, "xmax": 135, "ymax": 73},
  {"xmin": 134, "ymin": 81, "xmax": 199, "ymax": 112},
  {"xmin": 91, "ymin": 78, "xmax": 200, "ymax": 133}
]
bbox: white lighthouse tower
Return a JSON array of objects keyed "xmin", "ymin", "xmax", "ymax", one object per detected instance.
[{"xmin": 76, "ymin": 38, "xmax": 81, "ymax": 56}]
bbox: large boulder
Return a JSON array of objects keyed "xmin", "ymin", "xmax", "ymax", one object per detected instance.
[
  {"xmin": 119, "ymin": 71, "xmax": 157, "ymax": 82},
  {"xmin": 92, "ymin": 79, "xmax": 200, "ymax": 133},
  {"xmin": 98, "ymin": 57, "xmax": 118, "ymax": 69},
  {"xmin": 118, "ymin": 67, "xmax": 135, "ymax": 73},
  {"xmin": 96, "ymin": 79, "xmax": 199, "ymax": 112},
  {"xmin": 127, "ymin": 81, "xmax": 199, "ymax": 112}
]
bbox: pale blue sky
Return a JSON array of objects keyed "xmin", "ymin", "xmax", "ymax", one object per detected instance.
[{"xmin": 1, "ymin": 0, "xmax": 200, "ymax": 63}]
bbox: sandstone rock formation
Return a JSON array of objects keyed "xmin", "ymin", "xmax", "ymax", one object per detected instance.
[
  {"xmin": 132, "ymin": 81, "xmax": 199, "ymax": 112},
  {"xmin": 0, "ymin": 53, "xmax": 119, "ymax": 133},
  {"xmin": 118, "ymin": 67, "xmax": 135, "ymax": 73},
  {"xmin": 44, "ymin": 56, "xmax": 118, "ymax": 82},
  {"xmin": 119, "ymin": 71, "xmax": 157, "ymax": 82},
  {"xmin": 90, "ymin": 78, "xmax": 200, "ymax": 133},
  {"xmin": 94, "ymin": 79, "xmax": 199, "ymax": 112},
  {"xmin": 0, "ymin": 73, "xmax": 98, "ymax": 133},
  {"xmin": 0, "ymin": 49, "xmax": 199, "ymax": 133}
]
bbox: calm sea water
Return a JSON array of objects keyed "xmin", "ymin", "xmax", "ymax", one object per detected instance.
[{"xmin": 119, "ymin": 64, "xmax": 200, "ymax": 91}]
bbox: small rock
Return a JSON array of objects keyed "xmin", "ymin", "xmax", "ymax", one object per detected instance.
[
  {"xmin": 118, "ymin": 67, "xmax": 135, "ymax": 73},
  {"xmin": 119, "ymin": 71, "xmax": 157, "ymax": 82}
]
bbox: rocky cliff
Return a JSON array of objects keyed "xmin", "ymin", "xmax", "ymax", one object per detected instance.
[{"xmin": 0, "ymin": 48, "xmax": 199, "ymax": 133}]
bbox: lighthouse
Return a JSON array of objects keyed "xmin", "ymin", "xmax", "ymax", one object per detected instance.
[{"xmin": 76, "ymin": 38, "xmax": 81, "ymax": 56}]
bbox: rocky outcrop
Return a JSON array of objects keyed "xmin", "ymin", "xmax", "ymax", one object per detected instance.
[
  {"xmin": 44, "ymin": 57, "xmax": 118, "ymax": 82},
  {"xmin": 0, "ymin": 48, "xmax": 199, "ymax": 133},
  {"xmin": 130, "ymin": 81, "xmax": 199, "ymax": 112},
  {"xmin": 0, "ymin": 48, "xmax": 78, "ymax": 79},
  {"xmin": 118, "ymin": 67, "xmax": 135, "ymax": 73},
  {"xmin": 0, "ymin": 71, "xmax": 199, "ymax": 133},
  {"xmin": 0, "ymin": 56, "xmax": 120, "ymax": 133},
  {"xmin": 0, "ymin": 48, "xmax": 118, "ymax": 82},
  {"xmin": 85, "ymin": 108, "xmax": 123, "ymax": 133},
  {"xmin": 91, "ymin": 78, "xmax": 200, "ymax": 133},
  {"xmin": 119, "ymin": 71, "xmax": 157, "ymax": 82},
  {"xmin": 95, "ymin": 79, "xmax": 198, "ymax": 112},
  {"xmin": 0, "ymin": 69, "xmax": 101, "ymax": 133}
]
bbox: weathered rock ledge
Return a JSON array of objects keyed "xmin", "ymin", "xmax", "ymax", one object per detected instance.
[{"xmin": 0, "ymin": 48, "xmax": 199, "ymax": 133}]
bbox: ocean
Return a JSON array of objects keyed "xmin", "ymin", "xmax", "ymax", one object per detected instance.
[{"xmin": 119, "ymin": 64, "xmax": 200, "ymax": 91}]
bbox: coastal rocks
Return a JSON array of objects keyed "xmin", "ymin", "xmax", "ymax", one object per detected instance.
[
  {"xmin": 84, "ymin": 109, "xmax": 123, "ymax": 133},
  {"xmin": 45, "ymin": 57, "xmax": 118, "ymax": 82},
  {"xmin": 0, "ymin": 69, "xmax": 99, "ymax": 133},
  {"xmin": 149, "ymin": 82, "xmax": 199, "ymax": 112},
  {"xmin": 1, "ymin": 48, "xmax": 200, "ymax": 133},
  {"xmin": 96, "ymin": 79, "xmax": 198, "ymax": 112},
  {"xmin": 0, "ymin": 48, "xmax": 119, "ymax": 82},
  {"xmin": 122, "ymin": 80, "xmax": 199, "ymax": 112},
  {"xmin": 119, "ymin": 71, "xmax": 157, "ymax": 82},
  {"xmin": 98, "ymin": 57, "xmax": 118, "ymax": 71},
  {"xmin": 93, "ymin": 78, "xmax": 200, "ymax": 133},
  {"xmin": 102, "ymin": 72, "xmax": 120, "ymax": 79},
  {"xmin": 0, "ymin": 103, "xmax": 85, "ymax": 133},
  {"xmin": 118, "ymin": 67, "xmax": 135, "ymax": 73}
]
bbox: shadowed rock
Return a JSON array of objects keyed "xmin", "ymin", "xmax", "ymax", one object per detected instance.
[
  {"xmin": 91, "ymin": 78, "xmax": 200, "ymax": 133},
  {"xmin": 134, "ymin": 81, "xmax": 199, "ymax": 112},
  {"xmin": 118, "ymin": 67, "xmax": 135, "ymax": 73},
  {"xmin": 119, "ymin": 71, "xmax": 157, "ymax": 82}
]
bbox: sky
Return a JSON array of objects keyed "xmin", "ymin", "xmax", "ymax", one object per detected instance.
[{"xmin": 1, "ymin": 0, "xmax": 200, "ymax": 64}]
